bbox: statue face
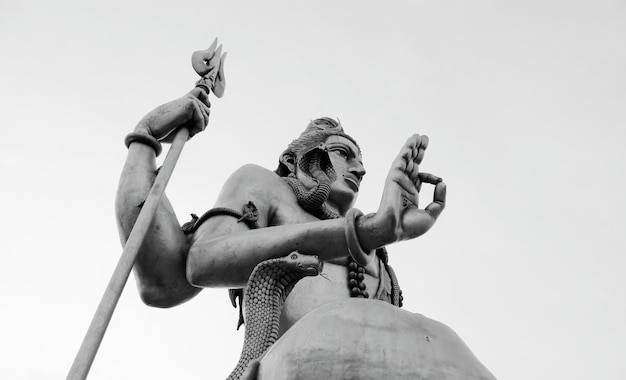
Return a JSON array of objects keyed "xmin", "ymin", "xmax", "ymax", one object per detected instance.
[{"xmin": 295, "ymin": 135, "xmax": 365, "ymax": 215}]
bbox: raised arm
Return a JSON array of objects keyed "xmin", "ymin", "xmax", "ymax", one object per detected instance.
[
  {"xmin": 360, "ymin": 134, "xmax": 447, "ymax": 245},
  {"xmin": 115, "ymin": 88, "xmax": 211, "ymax": 307}
]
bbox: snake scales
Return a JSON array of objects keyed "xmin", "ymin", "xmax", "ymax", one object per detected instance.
[
  {"xmin": 284, "ymin": 144, "xmax": 339, "ymax": 220},
  {"xmin": 226, "ymin": 252, "xmax": 323, "ymax": 380}
]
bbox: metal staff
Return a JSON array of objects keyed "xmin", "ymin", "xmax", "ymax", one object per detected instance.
[{"xmin": 67, "ymin": 39, "xmax": 226, "ymax": 380}]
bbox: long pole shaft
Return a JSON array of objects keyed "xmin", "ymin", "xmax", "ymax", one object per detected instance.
[{"xmin": 67, "ymin": 128, "xmax": 190, "ymax": 380}]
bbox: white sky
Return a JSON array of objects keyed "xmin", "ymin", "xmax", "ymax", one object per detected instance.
[{"xmin": 1, "ymin": 1, "xmax": 625, "ymax": 379}]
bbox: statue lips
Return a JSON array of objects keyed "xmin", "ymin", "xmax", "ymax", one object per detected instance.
[{"xmin": 344, "ymin": 175, "xmax": 360, "ymax": 192}]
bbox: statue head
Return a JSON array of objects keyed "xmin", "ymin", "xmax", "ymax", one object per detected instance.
[
  {"xmin": 276, "ymin": 117, "xmax": 364, "ymax": 219},
  {"xmin": 276, "ymin": 117, "xmax": 360, "ymax": 177}
]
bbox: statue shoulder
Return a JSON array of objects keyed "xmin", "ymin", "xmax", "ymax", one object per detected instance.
[
  {"xmin": 226, "ymin": 164, "xmax": 287, "ymax": 189},
  {"xmin": 216, "ymin": 164, "xmax": 295, "ymax": 222}
]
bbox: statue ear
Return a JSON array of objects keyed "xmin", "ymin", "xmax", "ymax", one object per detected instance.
[{"xmin": 278, "ymin": 151, "xmax": 296, "ymax": 176}]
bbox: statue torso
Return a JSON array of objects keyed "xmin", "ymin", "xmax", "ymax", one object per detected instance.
[{"xmin": 241, "ymin": 170, "xmax": 388, "ymax": 336}]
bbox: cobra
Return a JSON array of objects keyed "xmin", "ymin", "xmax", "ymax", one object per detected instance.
[
  {"xmin": 226, "ymin": 252, "xmax": 323, "ymax": 380},
  {"xmin": 284, "ymin": 144, "xmax": 339, "ymax": 220}
]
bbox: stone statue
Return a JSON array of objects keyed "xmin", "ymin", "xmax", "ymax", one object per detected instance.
[{"xmin": 115, "ymin": 45, "xmax": 495, "ymax": 379}]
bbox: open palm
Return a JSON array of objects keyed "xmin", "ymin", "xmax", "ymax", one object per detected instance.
[{"xmin": 377, "ymin": 134, "xmax": 447, "ymax": 243}]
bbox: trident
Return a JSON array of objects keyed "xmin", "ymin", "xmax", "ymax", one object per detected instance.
[{"xmin": 67, "ymin": 39, "xmax": 226, "ymax": 380}]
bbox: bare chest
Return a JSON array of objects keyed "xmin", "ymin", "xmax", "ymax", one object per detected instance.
[{"xmin": 277, "ymin": 260, "xmax": 385, "ymax": 335}]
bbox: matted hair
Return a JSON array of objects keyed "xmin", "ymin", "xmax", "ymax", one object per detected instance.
[{"xmin": 275, "ymin": 117, "xmax": 360, "ymax": 177}]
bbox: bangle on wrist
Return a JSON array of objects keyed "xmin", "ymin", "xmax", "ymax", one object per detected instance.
[
  {"xmin": 344, "ymin": 208, "xmax": 374, "ymax": 266},
  {"xmin": 125, "ymin": 132, "xmax": 162, "ymax": 156}
]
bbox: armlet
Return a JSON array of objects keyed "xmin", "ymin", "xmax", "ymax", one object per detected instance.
[
  {"xmin": 180, "ymin": 201, "xmax": 260, "ymax": 330},
  {"xmin": 181, "ymin": 201, "xmax": 260, "ymax": 234}
]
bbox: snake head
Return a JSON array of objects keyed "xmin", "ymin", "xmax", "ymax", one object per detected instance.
[
  {"xmin": 286, "ymin": 252, "xmax": 323, "ymax": 277},
  {"xmin": 296, "ymin": 143, "xmax": 337, "ymax": 183}
]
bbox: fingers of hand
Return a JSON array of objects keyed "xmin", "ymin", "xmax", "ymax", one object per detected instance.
[
  {"xmin": 402, "ymin": 160, "xmax": 420, "ymax": 198},
  {"xmin": 416, "ymin": 172, "xmax": 442, "ymax": 200},
  {"xmin": 187, "ymin": 98, "xmax": 210, "ymax": 137},
  {"xmin": 400, "ymin": 134, "xmax": 429, "ymax": 166},
  {"xmin": 416, "ymin": 135, "xmax": 428, "ymax": 164},
  {"xmin": 406, "ymin": 134, "xmax": 422, "ymax": 152},
  {"xmin": 424, "ymin": 181, "xmax": 446, "ymax": 220},
  {"xmin": 389, "ymin": 137, "xmax": 424, "ymax": 199},
  {"xmin": 405, "ymin": 136, "xmax": 431, "ymax": 189},
  {"xmin": 395, "ymin": 135, "xmax": 420, "ymax": 171},
  {"xmin": 188, "ymin": 87, "xmax": 211, "ymax": 107},
  {"xmin": 417, "ymin": 172, "xmax": 442, "ymax": 185},
  {"xmin": 390, "ymin": 171, "xmax": 418, "ymax": 205},
  {"xmin": 404, "ymin": 157, "xmax": 415, "ymax": 176},
  {"xmin": 403, "ymin": 137, "xmax": 425, "ymax": 186}
]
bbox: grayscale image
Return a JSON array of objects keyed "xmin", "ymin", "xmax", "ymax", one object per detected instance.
[{"xmin": 1, "ymin": 1, "xmax": 624, "ymax": 379}]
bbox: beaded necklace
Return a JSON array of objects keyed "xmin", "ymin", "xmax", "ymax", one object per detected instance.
[
  {"xmin": 347, "ymin": 258, "xmax": 369, "ymax": 298},
  {"xmin": 282, "ymin": 175, "xmax": 403, "ymax": 305}
]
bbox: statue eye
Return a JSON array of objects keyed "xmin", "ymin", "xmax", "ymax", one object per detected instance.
[{"xmin": 332, "ymin": 147, "xmax": 349, "ymax": 159}]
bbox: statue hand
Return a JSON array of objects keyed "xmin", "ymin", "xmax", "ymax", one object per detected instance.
[
  {"xmin": 375, "ymin": 134, "xmax": 446, "ymax": 243},
  {"xmin": 133, "ymin": 87, "xmax": 211, "ymax": 142}
]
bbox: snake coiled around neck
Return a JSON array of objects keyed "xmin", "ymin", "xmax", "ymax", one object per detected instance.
[{"xmin": 284, "ymin": 144, "xmax": 339, "ymax": 220}]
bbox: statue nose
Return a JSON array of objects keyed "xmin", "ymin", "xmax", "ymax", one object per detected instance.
[{"xmin": 350, "ymin": 165, "xmax": 366, "ymax": 182}]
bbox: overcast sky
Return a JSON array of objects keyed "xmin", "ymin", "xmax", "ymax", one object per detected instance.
[{"xmin": 1, "ymin": 1, "xmax": 625, "ymax": 379}]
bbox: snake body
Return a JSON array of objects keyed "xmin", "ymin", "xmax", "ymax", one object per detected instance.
[
  {"xmin": 226, "ymin": 252, "xmax": 323, "ymax": 380},
  {"xmin": 284, "ymin": 145, "xmax": 338, "ymax": 220}
]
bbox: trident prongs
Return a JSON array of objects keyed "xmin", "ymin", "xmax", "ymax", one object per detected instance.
[{"xmin": 191, "ymin": 37, "xmax": 227, "ymax": 98}]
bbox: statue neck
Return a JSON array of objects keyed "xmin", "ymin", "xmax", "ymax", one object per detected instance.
[{"xmin": 283, "ymin": 175, "xmax": 340, "ymax": 220}]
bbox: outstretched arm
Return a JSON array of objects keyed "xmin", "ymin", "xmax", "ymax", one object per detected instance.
[
  {"xmin": 186, "ymin": 165, "xmax": 352, "ymax": 288},
  {"xmin": 115, "ymin": 88, "xmax": 211, "ymax": 307},
  {"xmin": 186, "ymin": 135, "xmax": 446, "ymax": 289}
]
